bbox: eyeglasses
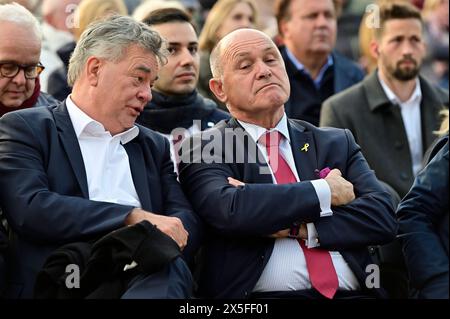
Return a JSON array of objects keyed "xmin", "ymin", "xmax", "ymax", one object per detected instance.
[{"xmin": 0, "ymin": 62, "xmax": 45, "ymax": 79}]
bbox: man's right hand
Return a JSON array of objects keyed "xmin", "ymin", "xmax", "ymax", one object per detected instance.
[
  {"xmin": 324, "ymin": 169, "xmax": 355, "ymax": 206},
  {"xmin": 125, "ymin": 208, "xmax": 188, "ymax": 250}
]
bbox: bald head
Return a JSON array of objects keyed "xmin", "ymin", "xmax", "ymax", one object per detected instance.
[
  {"xmin": 210, "ymin": 28, "xmax": 276, "ymax": 79},
  {"xmin": 208, "ymin": 28, "xmax": 290, "ymax": 127}
]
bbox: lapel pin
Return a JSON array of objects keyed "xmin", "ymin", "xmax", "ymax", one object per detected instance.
[{"xmin": 301, "ymin": 143, "xmax": 309, "ymax": 152}]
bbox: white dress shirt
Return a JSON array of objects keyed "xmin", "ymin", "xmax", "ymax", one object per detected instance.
[
  {"xmin": 378, "ymin": 74, "xmax": 423, "ymax": 176},
  {"xmin": 66, "ymin": 96, "xmax": 141, "ymax": 208},
  {"xmin": 238, "ymin": 114, "xmax": 360, "ymax": 292}
]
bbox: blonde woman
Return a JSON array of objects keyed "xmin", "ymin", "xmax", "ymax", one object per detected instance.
[
  {"xmin": 73, "ymin": 0, "xmax": 128, "ymax": 40},
  {"xmin": 197, "ymin": 0, "xmax": 258, "ymax": 109}
]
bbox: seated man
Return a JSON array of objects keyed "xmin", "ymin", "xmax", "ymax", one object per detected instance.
[
  {"xmin": 178, "ymin": 29, "xmax": 397, "ymax": 299},
  {"xmin": 0, "ymin": 15, "xmax": 201, "ymax": 299},
  {"xmin": 137, "ymin": 8, "xmax": 229, "ymax": 173},
  {"xmin": 397, "ymin": 136, "xmax": 449, "ymax": 299},
  {"xmin": 0, "ymin": 3, "xmax": 58, "ymax": 117}
]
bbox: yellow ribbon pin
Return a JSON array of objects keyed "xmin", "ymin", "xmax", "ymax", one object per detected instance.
[{"xmin": 301, "ymin": 143, "xmax": 309, "ymax": 152}]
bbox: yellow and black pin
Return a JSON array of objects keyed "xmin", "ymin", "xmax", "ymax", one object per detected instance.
[{"xmin": 301, "ymin": 143, "xmax": 309, "ymax": 152}]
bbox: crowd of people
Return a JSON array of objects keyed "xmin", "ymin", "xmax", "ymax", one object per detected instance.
[{"xmin": 0, "ymin": 0, "xmax": 448, "ymax": 299}]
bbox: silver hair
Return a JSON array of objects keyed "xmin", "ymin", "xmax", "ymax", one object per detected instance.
[
  {"xmin": 67, "ymin": 14, "xmax": 168, "ymax": 87},
  {"xmin": 0, "ymin": 2, "xmax": 42, "ymax": 40}
]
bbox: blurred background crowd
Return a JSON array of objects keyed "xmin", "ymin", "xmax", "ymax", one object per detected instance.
[{"xmin": 0, "ymin": 0, "xmax": 447, "ymax": 95}]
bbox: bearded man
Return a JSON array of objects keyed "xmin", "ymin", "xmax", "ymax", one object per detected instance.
[{"xmin": 320, "ymin": 1, "xmax": 448, "ymax": 199}]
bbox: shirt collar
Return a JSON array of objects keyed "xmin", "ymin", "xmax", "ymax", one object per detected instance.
[
  {"xmin": 285, "ymin": 47, "xmax": 334, "ymax": 87},
  {"xmin": 377, "ymin": 72, "xmax": 422, "ymax": 106},
  {"xmin": 66, "ymin": 95, "xmax": 139, "ymax": 144},
  {"xmin": 237, "ymin": 113, "xmax": 290, "ymax": 145}
]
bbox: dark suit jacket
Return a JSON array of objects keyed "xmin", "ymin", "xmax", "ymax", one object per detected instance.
[
  {"xmin": 320, "ymin": 71, "xmax": 449, "ymax": 198},
  {"xmin": 0, "ymin": 102, "xmax": 202, "ymax": 298},
  {"xmin": 281, "ymin": 47, "xmax": 364, "ymax": 124},
  {"xmin": 178, "ymin": 117, "xmax": 397, "ymax": 298},
  {"xmin": 397, "ymin": 136, "xmax": 449, "ymax": 299}
]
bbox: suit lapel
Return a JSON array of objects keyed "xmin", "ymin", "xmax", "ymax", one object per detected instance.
[
  {"xmin": 53, "ymin": 102, "xmax": 89, "ymax": 198},
  {"xmin": 288, "ymin": 120, "xmax": 318, "ymax": 181},
  {"xmin": 123, "ymin": 139, "xmax": 153, "ymax": 211}
]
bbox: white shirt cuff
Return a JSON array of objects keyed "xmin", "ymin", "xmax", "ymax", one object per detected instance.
[
  {"xmin": 310, "ymin": 179, "xmax": 333, "ymax": 217},
  {"xmin": 305, "ymin": 223, "xmax": 320, "ymax": 248}
]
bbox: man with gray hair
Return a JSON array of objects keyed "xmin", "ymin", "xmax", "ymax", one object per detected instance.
[
  {"xmin": 0, "ymin": 15, "xmax": 201, "ymax": 299},
  {"xmin": 0, "ymin": 2, "xmax": 58, "ymax": 117}
]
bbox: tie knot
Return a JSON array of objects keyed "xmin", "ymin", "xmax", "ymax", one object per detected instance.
[{"xmin": 260, "ymin": 130, "xmax": 283, "ymax": 147}]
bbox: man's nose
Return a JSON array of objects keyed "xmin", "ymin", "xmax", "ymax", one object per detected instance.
[
  {"xmin": 400, "ymin": 41, "xmax": 415, "ymax": 56},
  {"xmin": 11, "ymin": 69, "xmax": 27, "ymax": 86},
  {"xmin": 256, "ymin": 63, "xmax": 272, "ymax": 79},
  {"xmin": 137, "ymin": 87, "xmax": 152, "ymax": 104},
  {"xmin": 180, "ymin": 48, "xmax": 195, "ymax": 66}
]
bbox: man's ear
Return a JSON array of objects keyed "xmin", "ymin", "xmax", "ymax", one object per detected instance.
[
  {"xmin": 369, "ymin": 40, "xmax": 380, "ymax": 60},
  {"xmin": 209, "ymin": 78, "xmax": 227, "ymax": 103},
  {"xmin": 85, "ymin": 56, "xmax": 101, "ymax": 87},
  {"xmin": 279, "ymin": 19, "xmax": 288, "ymax": 39}
]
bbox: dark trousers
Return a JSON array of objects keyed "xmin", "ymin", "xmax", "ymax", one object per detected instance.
[{"xmin": 121, "ymin": 257, "xmax": 193, "ymax": 299}]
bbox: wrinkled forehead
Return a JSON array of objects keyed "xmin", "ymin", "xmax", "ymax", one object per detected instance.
[{"xmin": 221, "ymin": 32, "xmax": 278, "ymax": 64}]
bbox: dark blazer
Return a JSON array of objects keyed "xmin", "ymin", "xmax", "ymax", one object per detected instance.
[
  {"xmin": 0, "ymin": 102, "xmax": 202, "ymax": 298},
  {"xmin": 36, "ymin": 91, "xmax": 59, "ymax": 108},
  {"xmin": 281, "ymin": 47, "xmax": 364, "ymax": 124},
  {"xmin": 397, "ymin": 137, "xmax": 449, "ymax": 299},
  {"xmin": 178, "ymin": 117, "xmax": 397, "ymax": 298},
  {"xmin": 320, "ymin": 71, "xmax": 449, "ymax": 198}
]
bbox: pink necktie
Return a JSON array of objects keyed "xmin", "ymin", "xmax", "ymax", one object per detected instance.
[{"xmin": 261, "ymin": 131, "xmax": 339, "ymax": 299}]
